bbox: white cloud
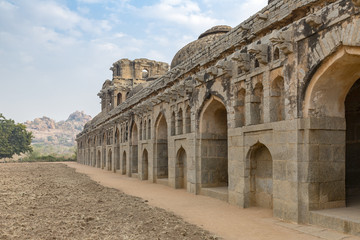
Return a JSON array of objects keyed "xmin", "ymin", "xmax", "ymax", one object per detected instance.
[
  {"xmin": 0, "ymin": 0, "xmax": 269, "ymax": 123},
  {"xmin": 0, "ymin": 0, "xmax": 16, "ymax": 11},
  {"xmin": 139, "ymin": 0, "xmax": 221, "ymax": 34}
]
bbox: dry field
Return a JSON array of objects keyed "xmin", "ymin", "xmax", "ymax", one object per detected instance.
[{"xmin": 0, "ymin": 163, "xmax": 217, "ymax": 240}]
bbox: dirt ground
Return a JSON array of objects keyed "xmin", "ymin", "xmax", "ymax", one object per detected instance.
[{"xmin": 0, "ymin": 163, "xmax": 217, "ymax": 240}]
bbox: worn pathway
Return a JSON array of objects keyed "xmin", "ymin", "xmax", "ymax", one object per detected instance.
[{"xmin": 66, "ymin": 162, "xmax": 360, "ymax": 240}]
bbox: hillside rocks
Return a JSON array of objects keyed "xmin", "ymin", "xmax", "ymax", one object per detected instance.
[{"xmin": 24, "ymin": 111, "xmax": 91, "ymax": 155}]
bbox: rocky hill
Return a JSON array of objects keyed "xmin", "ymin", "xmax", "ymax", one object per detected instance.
[{"xmin": 24, "ymin": 111, "xmax": 92, "ymax": 156}]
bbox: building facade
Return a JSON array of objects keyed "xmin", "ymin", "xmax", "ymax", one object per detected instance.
[{"xmin": 77, "ymin": 0, "xmax": 360, "ymax": 235}]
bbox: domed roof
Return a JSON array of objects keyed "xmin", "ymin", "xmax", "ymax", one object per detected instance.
[{"xmin": 170, "ymin": 25, "xmax": 232, "ymax": 69}]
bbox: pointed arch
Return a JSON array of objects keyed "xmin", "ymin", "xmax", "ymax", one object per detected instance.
[
  {"xmin": 155, "ymin": 112, "xmax": 168, "ymax": 179},
  {"xmin": 139, "ymin": 120, "xmax": 143, "ymax": 140},
  {"xmin": 142, "ymin": 149, "xmax": 149, "ymax": 180},
  {"xmin": 185, "ymin": 105, "xmax": 191, "ymax": 133},
  {"xmin": 117, "ymin": 92, "xmax": 122, "ymax": 106},
  {"xmin": 235, "ymin": 88, "xmax": 246, "ymax": 127},
  {"xmin": 148, "ymin": 119, "xmax": 151, "ymax": 139},
  {"xmin": 273, "ymin": 47, "xmax": 280, "ymax": 61},
  {"xmin": 177, "ymin": 108, "xmax": 183, "ymax": 135},
  {"xmin": 199, "ymin": 95, "xmax": 228, "ymax": 188},
  {"xmin": 122, "ymin": 151, "xmax": 127, "ymax": 175},
  {"xmin": 247, "ymin": 143, "xmax": 273, "ymax": 209},
  {"xmin": 108, "ymin": 149, "xmax": 112, "ymax": 171},
  {"xmin": 270, "ymin": 76, "xmax": 285, "ymax": 122},
  {"xmin": 171, "ymin": 111, "xmax": 176, "ymax": 136},
  {"xmin": 303, "ymin": 47, "xmax": 360, "ymax": 118},
  {"xmin": 130, "ymin": 122, "xmax": 138, "ymax": 174},
  {"xmin": 302, "ymin": 46, "xmax": 360, "ymax": 210},
  {"xmin": 251, "ymin": 82, "xmax": 264, "ymax": 124},
  {"xmin": 176, "ymin": 147, "xmax": 187, "ymax": 189}
]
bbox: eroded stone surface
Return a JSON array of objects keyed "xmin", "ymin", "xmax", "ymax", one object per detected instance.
[{"xmin": 76, "ymin": 0, "xmax": 360, "ymax": 235}]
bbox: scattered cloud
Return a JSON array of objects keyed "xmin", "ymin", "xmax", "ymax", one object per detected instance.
[
  {"xmin": 138, "ymin": 0, "xmax": 221, "ymax": 33},
  {"xmin": 0, "ymin": 0, "xmax": 267, "ymax": 122}
]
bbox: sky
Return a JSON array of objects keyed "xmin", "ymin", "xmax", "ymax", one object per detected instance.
[{"xmin": 0, "ymin": 0, "xmax": 267, "ymax": 123}]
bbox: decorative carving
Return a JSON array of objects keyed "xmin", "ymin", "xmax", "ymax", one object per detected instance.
[
  {"xmin": 215, "ymin": 59, "xmax": 233, "ymax": 77},
  {"xmin": 194, "ymin": 72, "xmax": 205, "ymax": 83},
  {"xmin": 306, "ymin": 14, "xmax": 322, "ymax": 28},
  {"xmin": 239, "ymin": 24, "xmax": 250, "ymax": 31},
  {"xmin": 248, "ymin": 44, "xmax": 268, "ymax": 65},
  {"xmin": 256, "ymin": 13, "xmax": 268, "ymax": 20},
  {"xmin": 269, "ymin": 29, "xmax": 293, "ymax": 55},
  {"xmin": 231, "ymin": 51, "xmax": 250, "ymax": 72},
  {"xmin": 184, "ymin": 79, "xmax": 194, "ymax": 93},
  {"xmin": 206, "ymin": 66, "xmax": 218, "ymax": 77}
]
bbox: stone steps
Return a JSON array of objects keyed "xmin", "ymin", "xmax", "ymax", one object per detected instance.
[{"xmin": 309, "ymin": 206, "xmax": 360, "ymax": 236}]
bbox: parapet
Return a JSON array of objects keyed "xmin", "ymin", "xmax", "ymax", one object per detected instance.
[{"xmin": 110, "ymin": 58, "xmax": 169, "ymax": 81}]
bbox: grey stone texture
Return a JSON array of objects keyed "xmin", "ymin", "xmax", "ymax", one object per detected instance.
[{"xmin": 77, "ymin": 0, "xmax": 360, "ymax": 236}]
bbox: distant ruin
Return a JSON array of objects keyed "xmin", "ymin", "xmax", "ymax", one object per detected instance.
[{"xmin": 77, "ymin": 0, "xmax": 360, "ymax": 235}]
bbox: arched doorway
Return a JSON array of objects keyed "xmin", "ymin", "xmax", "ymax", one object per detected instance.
[
  {"xmin": 131, "ymin": 122, "xmax": 138, "ymax": 175},
  {"xmin": 155, "ymin": 113, "xmax": 168, "ymax": 180},
  {"xmin": 115, "ymin": 128, "xmax": 120, "ymax": 172},
  {"xmin": 200, "ymin": 96, "xmax": 228, "ymax": 188},
  {"xmin": 345, "ymin": 78, "xmax": 360, "ymax": 206},
  {"xmin": 122, "ymin": 151, "xmax": 127, "ymax": 175},
  {"xmin": 176, "ymin": 147, "xmax": 187, "ymax": 189},
  {"xmin": 97, "ymin": 150, "xmax": 101, "ymax": 168},
  {"xmin": 102, "ymin": 149, "xmax": 106, "ymax": 169},
  {"xmin": 303, "ymin": 46, "xmax": 360, "ymax": 209},
  {"xmin": 143, "ymin": 149, "xmax": 149, "ymax": 180},
  {"xmin": 248, "ymin": 143, "xmax": 273, "ymax": 209},
  {"xmin": 108, "ymin": 149, "xmax": 112, "ymax": 171}
]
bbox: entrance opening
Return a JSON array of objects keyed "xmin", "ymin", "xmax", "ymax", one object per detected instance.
[
  {"xmin": 108, "ymin": 149, "xmax": 112, "ymax": 171},
  {"xmin": 97, "ymin": 150, "xmax": 101, "ymax": 168},
  {"xmin": 249, "ymin": 143, "xmax": 273, "ymax": 209},
  {"xmin": 115, "ymin": 128, "xmax": 120, "ymax": 171},
  {"xmin": 131, "ymin": 123, "xmax": 138, "ymax": 174},
  {"xmin": 156, "ymin": 113, "xmax": 168, "ymax": 179},
  {"xmin": 102, "ymin": 148, "xmax": 106, "ymax": 169},
  {"xmin": 122, "ymin": 151, "xmax": 127, "ymax": 175},
  {"xmin": 200, "ymin": 97, "xmax": 228, "ymax": 188},
  {"xmin": 346, "ymin": 78, "xmax": 360, "ymax": 206},
  {"xmin": 143, "ymin": 149, "xmax": 149, "ymax": 180},
  {"xmin": 176, "ymin": 147, "xmax": 187, "ymax": 189}
]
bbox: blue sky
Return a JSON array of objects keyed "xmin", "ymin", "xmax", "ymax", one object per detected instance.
[{"xmin": 0, "ymin": 0, "xmax": 267, "ymax": 123}]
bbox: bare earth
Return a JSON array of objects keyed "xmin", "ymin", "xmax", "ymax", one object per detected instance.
[
  {"xmin": 0, "ymin": 163, "xmax": 216, "ymax": 240},
  {"xmin": 1, "ymin": 163, "xmax": 359, "ymax": 240}
]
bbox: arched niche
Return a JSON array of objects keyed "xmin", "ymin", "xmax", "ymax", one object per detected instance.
[
  {"xmin": 155, "ymin": 113, "xmax": 168, "ymax": 179},
  {"xmin": 130, "ymin": 122, "xmax": 138, "ymax": 174},
  {"xmin": 142, "ymin": 149, "xmax": 149, "ymax": 180},
  {"xmin": 247, "ymin": 143, "xmax": 273, "ymax": 209},
  {"xmin": 176, "ymin": 147, "xmax": 187, "ymax": 189},
  {"xmin": 199, "ymin": 96, "xmax": 228, "ymax": 188}
]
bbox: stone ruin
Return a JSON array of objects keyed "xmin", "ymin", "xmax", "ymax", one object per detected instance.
[{"xmin": 77, "ymin": 0, "xmax": 360, "ymax": 235}]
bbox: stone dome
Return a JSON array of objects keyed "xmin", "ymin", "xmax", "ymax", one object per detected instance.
[{"xmin": 170, "ymin": 25, "xmax": 232, "ymax": 69}]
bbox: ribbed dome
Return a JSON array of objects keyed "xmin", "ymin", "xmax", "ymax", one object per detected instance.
[{"xmin": 170, "ymin": 25, "xmax": 231, "ymax": 69}]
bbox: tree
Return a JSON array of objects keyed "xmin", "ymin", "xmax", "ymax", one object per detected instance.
[{"xmin": 0, "ymin": 114, "xmax": 33, "ymax": 159}]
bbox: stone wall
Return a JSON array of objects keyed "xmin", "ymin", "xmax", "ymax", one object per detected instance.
[{"xmin": 76, "ymin": 0, "xmax": 360, "ymax": 229}]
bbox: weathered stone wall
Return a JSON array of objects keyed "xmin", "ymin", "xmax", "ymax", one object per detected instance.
[{"xmin": 76, "ymin": 0, "xmax": 360, "ymax": 231}]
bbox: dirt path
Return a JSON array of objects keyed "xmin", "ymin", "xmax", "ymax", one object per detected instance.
[
  {"xmin": 66, "ymin": 162, "xmax": 360, "ymax": 240},
  {"xmin": 0, "ymin": 163, "xmax": 216, "ymax": 240}
]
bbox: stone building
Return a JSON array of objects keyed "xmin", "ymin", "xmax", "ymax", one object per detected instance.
[{"xmin": 77, "ymin": 0, "xmax": 360, "ymax": 235}]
